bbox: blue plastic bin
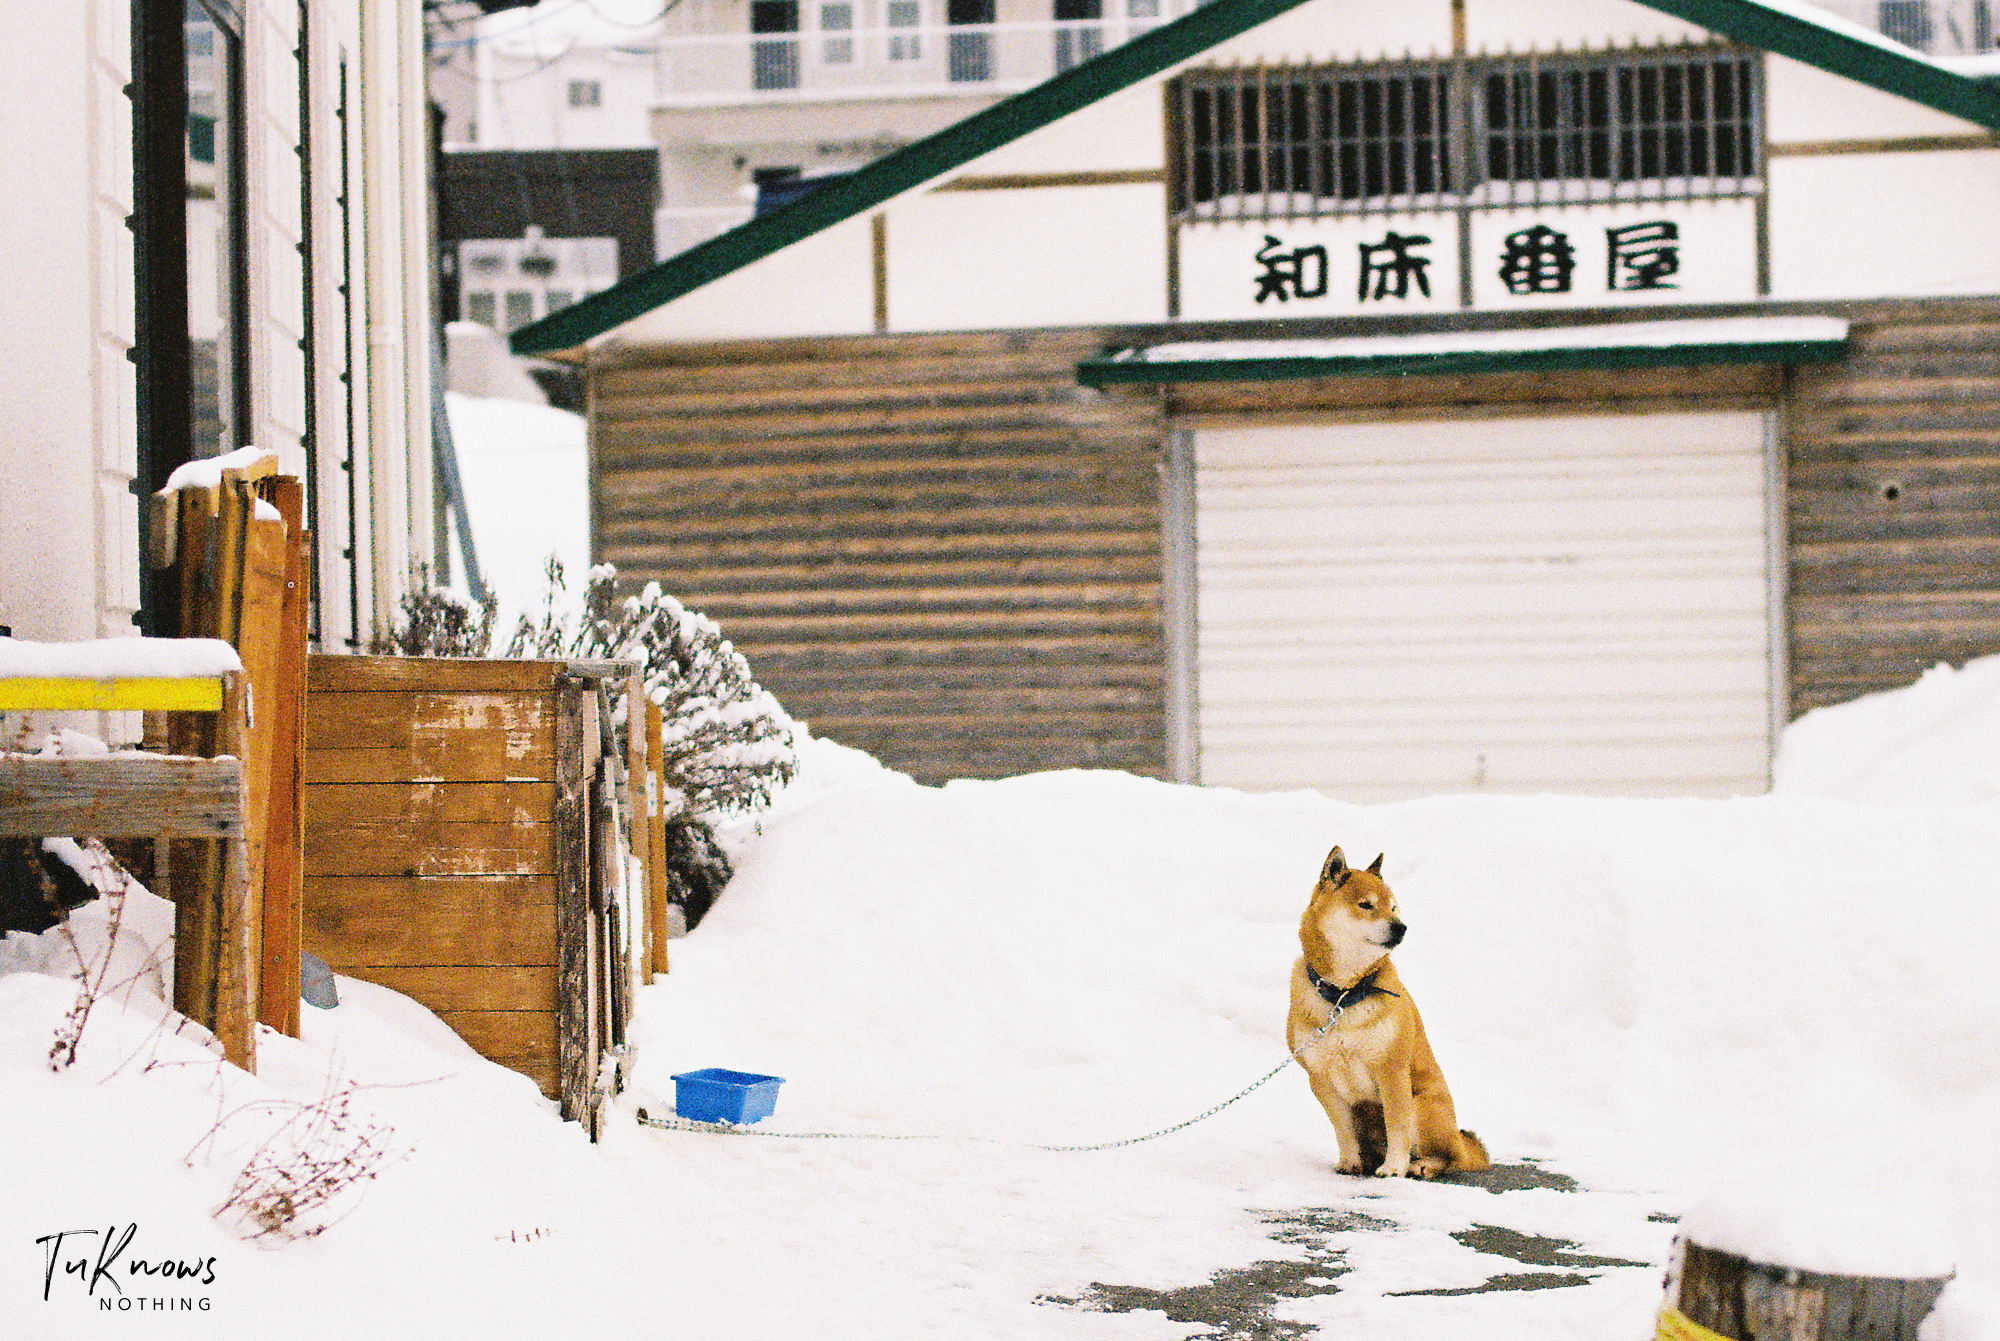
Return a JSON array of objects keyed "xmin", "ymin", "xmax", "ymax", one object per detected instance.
[{"xmin": 671, "ymin": 1068, "xmax": 785, "ymax": 1124}]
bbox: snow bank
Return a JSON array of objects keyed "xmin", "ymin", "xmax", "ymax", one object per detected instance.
[
  {"xmin": 6, "ymin": 677, "xmax": 2000, "ymax": 1337},
  {"xmin": 1774, "ymin": 656, "xmax": 2000, "ymax": 805}
]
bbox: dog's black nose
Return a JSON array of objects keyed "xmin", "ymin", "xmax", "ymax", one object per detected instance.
[{"xmin": 1386, "ymin": 921, "xmax": 1406, "ymax": 947}]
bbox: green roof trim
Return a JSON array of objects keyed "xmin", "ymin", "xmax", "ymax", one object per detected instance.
[
  {"xmin": 510, "ymin": 0, "xmax": 2000, "ymax": 356},
  {"xmin": 509, "ymin": 0, "xmax": 1323, "ymax": 355},
  {"xmin": 1075, "ymin": 318, "xmax": 1852, "ymax": 385},
  {"xmin": 1644, "ymin": 0, "xmax": 2000, "ymax": 131}
]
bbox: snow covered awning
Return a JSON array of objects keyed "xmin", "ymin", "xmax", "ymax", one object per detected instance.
[{"xmin": 1075, "ymin": 316, "xmax": 1852, "ymax": 386}]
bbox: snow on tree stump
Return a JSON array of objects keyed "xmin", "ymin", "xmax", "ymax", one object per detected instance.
[{"xmin": 1659, "ymin": 1240, "xmax": 1951, "ymax": 1341}]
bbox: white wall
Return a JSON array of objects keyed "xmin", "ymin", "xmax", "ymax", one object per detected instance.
[
  {"xmin": 0, "ymin": 0, "xmax": 135, "ymax": 647},
  {"xmin": 607, "ymin": 0, "xmax": 2000, "ymax": 345},
  {"xmin": 0, "ymin": 0, "xmax": 436, "ymax": 676}
]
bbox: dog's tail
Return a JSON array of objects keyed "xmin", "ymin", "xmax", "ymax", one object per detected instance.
[{"xmin": 1452, "ymin": 1129, "xmax": 1492, "ymax": 1173}]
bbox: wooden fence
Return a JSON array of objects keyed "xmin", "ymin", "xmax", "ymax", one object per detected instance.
[{"xmin": 302, "ymin": 655, "xmax": 664, "ymax": 1136}]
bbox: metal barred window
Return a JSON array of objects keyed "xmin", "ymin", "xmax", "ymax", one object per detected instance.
[{"xmin": 1170, "ymin": 42, "xmax": 1762, "ymax": 223}]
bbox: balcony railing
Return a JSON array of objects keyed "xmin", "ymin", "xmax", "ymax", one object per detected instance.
[{"xmin": 654, "ymin": 8, "xmax": 1192, "ymax": 103}]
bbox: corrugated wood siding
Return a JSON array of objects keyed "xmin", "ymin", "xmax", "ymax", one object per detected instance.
[
  {"xmin": 591, "ymin": 330, "xmax": 1168, "ymax": 784},
  {"xmin": 1787, "ymin": 310, "xmax": 2000, "ymax": 715}
]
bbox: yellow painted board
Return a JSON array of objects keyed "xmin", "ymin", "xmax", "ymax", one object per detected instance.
[{"xmin": 0, "ymin": 677, "xmax": 225, "ymax": 712}]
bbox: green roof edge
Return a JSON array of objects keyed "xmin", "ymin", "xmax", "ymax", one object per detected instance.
[
  {"xmin": 1074, "ymin": 337, "xmax": 1850, "ymax": 385},
  {"xmin": 511, "ymin": 0, "xmax": 2000, "ymax": 356},
  {"xmin": 509, "ymin": 0, "xmax": 1320, "ymax": 355},
  {"xmin": 1643, "ymin": 0, "xmax": 2000, "ymax": 131}
]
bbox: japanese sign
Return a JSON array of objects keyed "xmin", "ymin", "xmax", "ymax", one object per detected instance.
[{"xmin": 1177, "ymin": 200, "xmax": 1758, "ymax": 320}]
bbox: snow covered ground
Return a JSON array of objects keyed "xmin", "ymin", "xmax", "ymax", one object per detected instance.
[{"xmin": 7, "ymin": 663, "xmax": 2000, "ymax": 1338}]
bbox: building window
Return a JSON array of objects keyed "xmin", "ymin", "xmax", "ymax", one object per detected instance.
[
  {"xmin": 820, "ymin": 2, "xmax": 854, "ymax": 64},
  {"xmin": 887, "ymin": 0, "xmax": 922, "ymax": 61},
  {"xmin": 1879, "ymin": 1, "xmax": 1934, "ymax": 50},
  {"xmin": 566, "ymin": 79, "xmax": 602, "ymax": 108},
  {"xmin": 1169, "ymin": 42, "xmax": 1762, "ymax": 222},
  {"xmin": 947, "ymin": 0, "xmax": 993, "ymax": 82},
  {"xmin": 751, "ymin": 0, "xmax": 801, "ymax": 89},
  {"xmin": 1053, "ymin": 0, "xmax": 1103, "ymax": 71}
]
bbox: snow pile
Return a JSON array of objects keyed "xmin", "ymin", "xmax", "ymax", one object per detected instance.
[
  {"xmin": 1774, "ymin": 655, "xmax": 2000, "ymax": 805},
  {"xmin": 4, "ymin": 660, "xmax": 2000, "ymax": 1337}
]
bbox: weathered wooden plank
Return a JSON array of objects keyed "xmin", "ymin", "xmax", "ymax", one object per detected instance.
[
  {"xmin": 304, "ymin": 876, "xmax": 557, "ymax": 966},
  {"xmin": 304, "ymin": 689, "xmax": 553, "ymax": 751},
  {"xmin": 598, "ymin": 452, "xmax": 1160, "ymax": 498},
  {"xmin": 0, "ymin": 754, "xmax": 244, "ymax": 837},
  {"xmin": 606, "ymin": 555, "xmax": 1166, "ymax": 599},
  {"xmin": 593, "ymin": 503, "xmax": 1160, "ymax": 545},
  {"xmin": 307, "ymin": 781, "xmax": 556, "ymax": 825},
  {"xmin": 307, "ymin": 655, "xmax": 564, "ymax": 694},
  {"xmin": 598, "ymin": 479, "xmax": 1159, "ymax": 527},
  {"xmin": 593, "ymin": 351, "xmax": 1111, "ymax": 401},
  {"xmin": 682, "ymin": 609, "xmax": 1163, "ymax": 643},
  {"xmin": 303, "ymin": 820, "xmax": 554, "ymax": 878},
  {"xmin": 591, "ymin": 373, "xmax": 1096, "ymax": 423},
  {"xmin": 260, "ymin": 482, "xmax": 310, "ymax": 1040},
  {"xmin": 1844, "ymin": 321, "xmax": 2000, "ymax": 353},
  {"xmin": 773, "ymin": 685, "xmax": 1164, "ymax": 716},
  {"xmin": 593, "ymin": 425, "xmax": 1165, "ymax": 474},
  {"xmin": 355, "ymin": 965, "xmax": 557, "ymax": 1013},
  {"xmin": 600, "ymin": 527, "xmax": 1159, "ymax": 568},
  {"xmin": 645, "ymin": 700, "xmax": 670, "ymax": 979},
  {"xmin": 683, "ymin": 581, "xmax": 1161, "ymax": 620},
  {"xmin": 553, "ymin": 674, "xmax": 591, "ymax": 1125},
  {"xmin": 1165, "ymin": 364, "xmax": 1781, "ymax": 414},
  {"xmin": 302, "ymin": 745, "xmax": 554, "ymax": 786},
  {"xmin": 1789, "ymin": 510, "xmax": 2000, "ymax": 544},
  {"xmin": 593, "ymin": 325, "xmax": 1112, "ymax": 374}
]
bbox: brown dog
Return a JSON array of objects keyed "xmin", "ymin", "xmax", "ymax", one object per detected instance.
[{"xmin": 1287, "ymin": 846, "xmax": 1489, "ymax": 1178}]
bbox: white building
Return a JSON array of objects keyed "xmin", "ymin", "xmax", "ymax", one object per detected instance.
[
  {"xmin": 503, "ymin": 0, "xmax": 2000, "ymax": 801},
  {"xmin": 2, "ymin": 0, "xmax": 440, "ymax": 681}
]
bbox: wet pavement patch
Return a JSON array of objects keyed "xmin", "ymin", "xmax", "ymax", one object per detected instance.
[
  {"xmin": 1037, "ymin": 1165, "xmax": 1651, "ymax": 1338},
  {"xmin": 1388, "ymin": 1224, "xmax": 1650, "ymax": 1297},
  {"xmin": 1036, "ymin": 1208, "xmax": 1394, "ymax": 1341}
]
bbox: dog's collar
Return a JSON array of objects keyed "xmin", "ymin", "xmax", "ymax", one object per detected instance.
[{"xmin": 1305, "ymin": 963, "xmax": 1399, "ymax": 1011}]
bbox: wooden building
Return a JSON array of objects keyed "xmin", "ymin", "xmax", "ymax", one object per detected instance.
[{"xmin": 513, "ymin": 0, "xmax": 2000, "ymax": 799}]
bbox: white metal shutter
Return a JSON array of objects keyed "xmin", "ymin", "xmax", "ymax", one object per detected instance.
[{"xmin": 1193, "ymin": 412, "xmax": 1778, "ymax": 801}]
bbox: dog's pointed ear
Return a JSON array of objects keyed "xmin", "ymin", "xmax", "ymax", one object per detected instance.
[
  {"xmin": 1367, "ymin": 853, "xmax": 1384, "ymax": 876},
  {"xmin": 1321, "ymin": 847, "xmax": 1348, "ymax": 883}
]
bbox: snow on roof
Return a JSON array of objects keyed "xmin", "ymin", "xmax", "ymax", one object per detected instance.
[
  {"xmin": 1117, "ymin": 316, "xmax": 1853, "ymax": 366},
  {"xmin": 0, "ymin": 636, "xmax": 242, "ymax": 680}
]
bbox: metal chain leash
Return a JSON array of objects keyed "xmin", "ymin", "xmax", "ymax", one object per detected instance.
[{"xmin": 635, "ymin": 997, "xmax": 1351, "ymax": 1152}]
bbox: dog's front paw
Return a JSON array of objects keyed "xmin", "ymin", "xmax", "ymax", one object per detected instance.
[
  {"xmin": 1373, "ymin": 1160, "xmax": 1410, "ymax": 1178},
  {"xmin": 1335, "ymin": 1160, "xmax": 1366, "ymax": 1176}
]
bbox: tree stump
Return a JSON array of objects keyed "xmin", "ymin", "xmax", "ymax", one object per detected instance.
[{"xmin": 1661, "ymin": 1239, "xmax": 1952, "ymax": 1341}]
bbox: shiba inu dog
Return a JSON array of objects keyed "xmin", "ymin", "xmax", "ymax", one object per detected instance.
[{"xmin": 1287, "ymin": 846, "xmax": 1488, "ymax": 1179}]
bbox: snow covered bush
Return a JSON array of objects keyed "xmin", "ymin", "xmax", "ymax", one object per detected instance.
[
  {"xmin": 505, "ymin": 560, "xmax": 797, "ymax": 927},
  {"xmin": 371, "ymin": 566, "xmax": 496, "ymax": 658},
  {"xmin": 505, "ymin": 558, "xmax": 796, "ymax": 819}
]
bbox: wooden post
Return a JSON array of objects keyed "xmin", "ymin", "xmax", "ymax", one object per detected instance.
[
  {"xmin": 645, "ymin": 700, "xmax": 671, "ymax": 976},
  {"xmin": 623, "ymin": 671, "xmax": 652, "ymax": 986},
  {"xmin": 257, "ymin": 479, "xmax": 309, "ymax": 1038},
  {"xmin": 553, "ymin": 671, "xmax": 592, "ymax": 1126},
  {"xmin": 1663, "ymin": 1239, "xmax": 1952, "ymax": 1341}
]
